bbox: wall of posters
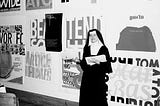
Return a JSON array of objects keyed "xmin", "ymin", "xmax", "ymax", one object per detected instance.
[
  {"xmin": 102, "ymin": 1, "xmax": 160, "ymax": 106},
  {"xmin": 62, "ymin": 14, "xmax": 103, "ymax": 90},
  {"xmin": 60, "ymin": 0, "xmax": 160, "ymax": 105},
  {"xmin": 22, "ymin": 12, "xmax": 60, "ymax": 98},
  {"xmin": 0, "ymin": 16, "xmax": 26, "ymax": 85},
  {"xmin": 0, "ymin": 0, "xmax": 160, "ymax": 105}
]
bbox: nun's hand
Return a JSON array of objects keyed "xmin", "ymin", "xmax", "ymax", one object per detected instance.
[{"xmin": 74, "ymin": 57, "xmax": 81, "ymax": 64}]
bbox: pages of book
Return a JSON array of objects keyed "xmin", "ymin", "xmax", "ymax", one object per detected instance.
[{"xmin": 85, "ymin": 55, "xmax": 107, "ymax": 65}]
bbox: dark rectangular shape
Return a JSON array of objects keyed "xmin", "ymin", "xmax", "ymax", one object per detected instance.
[{"xmin": 45, "ymin": 13, "xmax": 63, "ymax": 52}]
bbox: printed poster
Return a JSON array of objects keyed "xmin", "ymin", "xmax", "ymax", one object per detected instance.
[
  {"xmin": 26, "ymin": 0, "xmax": 52, "ymax": 10},
  {"xmin": 62, "ymin": 49, "xmax": 82, "ymax": 89},
  {"xmin": 29, "ymin": 14, "xmax": 46, "ymax": 50},
  {"xmin": 105, "ymin": 3, "xmax": 160, "ymax": 105},
  {"xmin": 0, "ymin": 0, "xmax": 21, "ymax": 12},
  {"xmin": 66, "ymin": 15, "xmax": 102, "ymax": 49},
  {"xmin": 108, "ymin": 54, "xmax": 160, "ymax": 106},
  {"xmin": 0, "ymin": 25, "xmax": 25, "ymax": 84},
  {"xmin": 25, "ymin": 51, "xmax": 52, "ymax": 81},
  {"xmin": 45, "ymin": 13, "xmax": 63, "ymax": 52}
]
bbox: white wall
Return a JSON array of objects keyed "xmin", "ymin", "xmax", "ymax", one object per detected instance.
[{"xmin": 0, "ymin": 0, "xmax": 160, "ymax": 106}]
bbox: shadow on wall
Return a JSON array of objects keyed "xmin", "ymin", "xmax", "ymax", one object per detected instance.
[{"xmin": 116, "ymin": 26, "xmax": 156, "ymax": 52}]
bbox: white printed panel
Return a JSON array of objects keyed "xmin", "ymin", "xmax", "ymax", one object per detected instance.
[{"xmin": 0, "ymin": 16, "xmax": 26, "ymax": 84}]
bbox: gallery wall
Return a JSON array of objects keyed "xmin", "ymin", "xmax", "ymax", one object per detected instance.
[{"xmin": 0, "ymin": 0, "xmax": 160, "ymax": 106}]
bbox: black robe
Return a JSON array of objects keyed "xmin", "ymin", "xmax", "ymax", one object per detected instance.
[{"xmin": 79, "ymin": 45, "xmax": 112, "ymax": 106}]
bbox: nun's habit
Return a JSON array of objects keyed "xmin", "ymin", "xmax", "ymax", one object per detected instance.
[{"xmin": 79, "ymin": 29, "xmax": 112, "ymax": 106}]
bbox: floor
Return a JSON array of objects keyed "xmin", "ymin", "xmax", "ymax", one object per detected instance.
[{"xmin": 19, "ymin": 101, "xmax": 43, "ymax": 106}]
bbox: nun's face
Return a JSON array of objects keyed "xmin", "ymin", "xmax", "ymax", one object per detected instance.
[{"xmin": 89, "ymin": 31, "xmax": 99, "ymax": 43}]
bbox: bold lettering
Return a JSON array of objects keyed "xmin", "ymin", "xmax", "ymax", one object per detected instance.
[
  {"xmin": 30, "ymin": 19, "xmax": 45, "ymax": 47},
  {"xmin": 31, "ymin": 19, "xmax": 37, "ymax": 38},
  {"xmin": 38, "ymin": 19, "xmax": 45, "ymax": 39},
  {"xmin": 27, "ymin": 0, "xmax": 35, "ymax": 7},
  {"xmin": 128, "ymin": 58, "xmax": 133, "ymax": 64},
  {"xmin": 0, "ymin": 0, "xmax": 20, "ymax": 8},
  {"xmin": 126, "ymin": 98, "xmax": 130, "ymax": 104},
  {"xmin": 152, "ymin": 79, "xmax": 160, "ymax": 87},
  {"xmin": 110, "ymin": 57, "xmax": 117, "ymax": 63},
  {"xmin": 130, "ymin": 98, "xmax": 137, "ymax": 105},
  {"xmin": 0, "ymin": 0, "xmax": 8, "ymax": 8},
  {"xmin": 16, "ymin": 32, "xmax": 22, "ymax": 44},
  {"xmin": 140, "ymin": 59, "xmax": 148, "ymax": 67},
  {"xmin": 41, "ymin": 0, "xmax": 51, "ymax": 6},
  {"xmin": 61, "ymin": 0, "xmax": 69, "ymax": 3},
  {"xmin": 110, "ymin": 96, "xmax": 115, "ymax": 101},
  {"xmin": 157, "ymin": 97, "xmax": 160, "ymax": 106},
  {"xmin": 11, "ymin": 0, "xmax": 16, "ymax": 7},
  {"xmin": 118, "ymin": 57, "xmax": 126, "ymax": 63},
  {"xmin": 0, "ymin": 32, "xmax": 12, "ymax": 44},
  {"xmin": 8, "ymin": 33, "xmax": 12, "ymax": 44},
  {"xmin": 139, "ymin": 100, "xmax": 143, "ymax": 106},
  {"xmin": 36, "ymin": 39, "xmax": 45, "ymax": 47},
  {"xmin": 136, "ymin": 58, "xmax": 141, "ymax": 66},
  {"xmin": 149, "ymin": 59, "xmax": 159, "ymax": 67},
  {"xmin": 153, "ymin": 69, "xmax": 160, "ymax": 76},
  {"xmin": 117, "ymin": 96, "xmax": 124, "ymax": 103},
  {"xmin": 152, "ymin": 87, "xmax": 159, "ymax": 98},
  {"xmin": 136, "ymin": 58, "xmax": 159, "ymax": 68},
  {"xmin": 97, "ymin": 18, "xmax": 101, "ymax": 31},
  {"xmin": 75, "ymin": 17, "xmax": 83, "ymax": 39},
  {"xmin": 144, "ymin": 101, "xmax": 153, "ymax": 106},
  {"xmin": 84, "ymin": 16, "xmax": 90, "ymax": 33},
  {"xmin": 15, "ymin": 0, "xmax": 20, "ymax": 7},
  {"xmin": 66, "ymin": 16, "xmax": 101, "ymax": 48},
  {"xmin": 66, "ymin": 21, "xmax": 71, "ymax": 39}
]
